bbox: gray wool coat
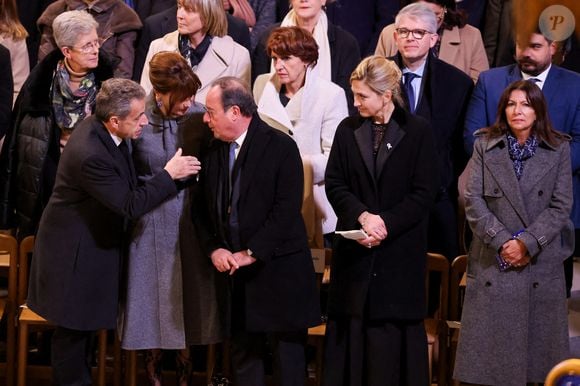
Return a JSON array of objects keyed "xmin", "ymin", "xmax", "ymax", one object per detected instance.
[
  {"xmin": 454, "ymin": 135, "xmax": 574, "ymax": 385},
  {"xmin": 119, "ymin": 96, "xmax": 228, "ymax": 349}
]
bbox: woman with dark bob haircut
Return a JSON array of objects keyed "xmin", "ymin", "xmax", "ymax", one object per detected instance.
[
  {"xmin": 120, "ymin": 51, "xmax": 221, "ymax": 385},
  {"xmin": 454, "ymin": 80, "xmax": 573, "ymax": 385},
  {"xmin": 253, "ymin": 26, "xmax": 348, "ymax": 247}
]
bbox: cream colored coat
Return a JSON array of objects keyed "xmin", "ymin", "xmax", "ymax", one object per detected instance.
[
  {"xmin": 140, "ymin": 31, "xmax": 251, "ymax": 104},
  {"xmin": 375, "ymin": 23, "xmax": 489, "ymax": 83},
  {"xmin": 0, "ymin": 35, "xmax": 29, "ymax": 105},
  {"xmin": 253, "ymin": 68, "xmax": 348, "ymax": 235}
]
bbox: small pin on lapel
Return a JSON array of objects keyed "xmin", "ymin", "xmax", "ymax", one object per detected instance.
[{"xmin": 386, "ymin": 143, "xmax": 392, "ymax": 150}]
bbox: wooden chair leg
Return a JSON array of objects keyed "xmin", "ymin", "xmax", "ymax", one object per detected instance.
[
  {"xmin": 125, "ymin": 350, "xmax": 137, "ymax": 386},
  {"xmin": 16, "ymin": 322, "xmax": 29, "ymax": 386},
  {"xmin": 96, "ymin": 329, "xmax": 107, "ymax": 386},
  {"xmin": 113, "ymin": 335, "xmax": 121, "ymax": 386}
]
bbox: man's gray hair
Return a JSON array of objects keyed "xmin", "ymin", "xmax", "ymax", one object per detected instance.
[
  {"xmin": 395, "ymin": 3, "xmax": 438, "ymax": 34},
  {"xmin": 95, "ymin": 79, "xmax": 146, "ymax": 122},
  {"xmin": 209, "ymin": 77, "xmax": 257, "ymax": 117},
  {"xmin": 53, "ymin": 10, "xmax": 99, "ymax": 49}
]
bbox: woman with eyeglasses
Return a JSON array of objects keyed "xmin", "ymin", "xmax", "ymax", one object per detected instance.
[
  {"xmin": 375, "ymin": 0, "xmax": 488, "ymax": 82},
  {"xmin": 120, "ymin": 51, "xmax": 218, "ymax": 386},
  {"xmin": 140, "ymin": 0, "xmax": 251, "ymax": 105},
  {"xmin": 37, "ymin": 0, "xmax": 142, "ymax": 79},
  {"xmin": 0, "ymin": 10, "xmax": 116, "ymax": 237}
]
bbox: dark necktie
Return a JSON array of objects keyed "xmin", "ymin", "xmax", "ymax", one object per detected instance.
[
  {"xmin": 118, "ymin": 141, "xmax": 135, "ymax": 184},
  {"xmin": 123, "ymin": 0, "xmax": 134, "ymax": 8},
  {"xmin": 403, "ymin": 72, "xmax": 420, "ymax": 113},
  {"xmin": 527, "ymin": 77, "xmax": 541, "ymax": 85},
  {"xmin": 228, "ymin": 142, "xmax": 238, "ymax": 195},
  {"xmin": 228, "ymin": 142, "xmax": 241, "ymax": 250}
]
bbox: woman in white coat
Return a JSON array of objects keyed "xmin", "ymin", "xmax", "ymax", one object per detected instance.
[
  {"xmin": 253, "ymin": 26, "xmax": 348, "ymax": 243},
  {"xmin": 141, "ymin": 0, "xmax": 251, "ymax": 104}
]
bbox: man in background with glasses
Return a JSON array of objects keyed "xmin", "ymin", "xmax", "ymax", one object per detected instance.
[{"xmin": 389, "ymin": 2, "xmax": 473, "ymax": 266}]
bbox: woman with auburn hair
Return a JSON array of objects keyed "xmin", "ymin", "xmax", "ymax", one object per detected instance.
[
  {"xmin": 0, "ymin": 0, "xmax": 29, "ymax": 104},
  {"xmin": 454, "ymin": 80, "xmax": 573, "ymax": 385},
  {"xmin": 323, "ymin": 55, "xmax": 439, "ymax": 385},
  {"xmin": 140, "ymin": 0, "xmax": 251, "ymax": 105},
  {"xmin": 120, "ymin": 51, "xmax": 222, "ymax": 385},
  {"xmin": 253, "ymin": 26, "xmax": 347, "ymax": 245}
]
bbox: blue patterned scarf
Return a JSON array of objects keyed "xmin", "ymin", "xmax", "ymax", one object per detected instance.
[{"xmin": 506, "ymin": 132, "xmax": 538, "ymax": 180}]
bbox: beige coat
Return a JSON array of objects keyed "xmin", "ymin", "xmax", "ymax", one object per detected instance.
[
  {"xmin": 0, "ymin": 35, "xmax": 29, "ymax": 105},
  {"xmin": 140, "ymin": 31, "xmax": 251, "ymax": 104},
  {"xmin": 253, "ymin": 68, "xmax": 348, "ymax": 235},
  {"xmin": 375, "ymin": 23, "xmax": 489, "ymax": 83}
]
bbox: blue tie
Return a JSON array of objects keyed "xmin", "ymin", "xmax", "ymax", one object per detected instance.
[
  {"xmin": 123, "ymin": 0, "xmax": 134, "ymax": 8},
  {"xmin": 228, "ymin": 142, "xmax": 238, "ymax": 194},
  {"xmin": 403, "ymin": 72, "xmax": 420, "ymax": 113}
]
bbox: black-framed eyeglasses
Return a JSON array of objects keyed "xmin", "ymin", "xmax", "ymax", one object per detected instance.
[
  {"xmin": 70, "ymin": 39, "xmax": 101, "ymax": 54},
  {"xmin": 396, "ymin": 28, "xmax": 433, "ymax": 40}
]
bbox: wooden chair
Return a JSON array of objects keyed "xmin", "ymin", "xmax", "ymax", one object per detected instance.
[
  {"xmin": 448, "ymin": 255, "xmax": 467, "ymax": 386},
  {"xmin": 545, "ymin": 358, "xmax": 580, "ymax": 386},
  {"xmin": 0, "ymin": 233, "xmax": 18, "ymax": 386},
  {"xmin": 16, "ymin": 235, "xmax": 114, "ymax": 386},
  {"xmin": 307, "ymin": 248, "xmax": 332, "ymax": 386},
  {"xmin": 425, "ymin": 252, "xmax": 450, "ymax": 386}
]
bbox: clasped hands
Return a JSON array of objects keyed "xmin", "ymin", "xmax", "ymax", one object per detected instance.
[
  {"xmin": 211, "ymin": 248, "xmax": 257, "ymax": 275},
  {"xmin": 357, "ymin": 211, "xmax": 388, "ymax": 248},
  {"xmin": 500, "ymin": 239, "xmax": 530, "ymax": 268}
]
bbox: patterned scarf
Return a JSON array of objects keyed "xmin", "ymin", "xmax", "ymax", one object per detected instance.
[
  {"xmin": 506, "ymin": 132, "xmax": 538, "ymax": 180},
  {"xmin": 51, "ymin": 60, "xmax": 97, "ymax": 133},
  {"xmin": 178, "ymin": 34, "xmax": 212, "ymax": 68}
]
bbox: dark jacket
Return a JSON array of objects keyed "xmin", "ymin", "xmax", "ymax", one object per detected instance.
[
  {"xmin": 391, "ymin": 53, "xmax": 473, "ymax": 193},
  {"xmin": 0, "ymin": 45, "xmax": 13, "ymax": 139},
  {"xmin": 27, "ymin": 115, "xmax": 178, "ymax": 330},
  {"xmin": 132, "ymin": 4, "xmax": 251, "ymax": 81},
  {"xmin": 0, "ymin": 49, "xmax": 116, "ymax": 236},
  {"xmin": 195, "ymin": 115, "xmax": 320, "ymax": 331},
  {"xmin": 325, "ymin": 108, "xmax": 439, "ymax": 320},
  {"xmin": 252, "ymin": 21, "xmax": 361, "ymax": 115}
]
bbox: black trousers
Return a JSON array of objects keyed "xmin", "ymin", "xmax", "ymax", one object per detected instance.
[
  {"xmin": 51, "ymin": 326, "xmax": 95, "ymax": 386},
  {"xmin": 230, "ymin": 329, "xmax": 308, "ymax": 386}
]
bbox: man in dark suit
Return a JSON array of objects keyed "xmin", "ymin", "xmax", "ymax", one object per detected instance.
[
  {"xmin": 391, "ymin": 3, "xmax": 473, "ymax": 261},
  {"xmin": 26, "ymin": 78, "xmax": 201, "ymax": 385},
  {"xmin": 196, "ymin": 77, "xmax": 320, "ymax": 386},
  {"xmin": 133, "ymin": 4, "xmax": 251, "ymax": 81},
  {"xmin": 464, "ymin": 30, "xmax": 580, "ymax": 297}
]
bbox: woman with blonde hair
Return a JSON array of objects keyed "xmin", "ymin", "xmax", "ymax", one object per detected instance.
[
  {"xmin": 140, "ymin": 0, "xmax": 251, "ymax": 104},
  {"xmin": 323, "ymin": 55, "xmax": 439, "ymax": 385},
  {"xmin": 0, "ymin": 0, "xmax": 29, "ymax": 104}
]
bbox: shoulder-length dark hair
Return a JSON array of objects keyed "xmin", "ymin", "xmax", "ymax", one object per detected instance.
[{"xmin": 485, "ymin": 80, "xmax": 566, "ymax": 147}]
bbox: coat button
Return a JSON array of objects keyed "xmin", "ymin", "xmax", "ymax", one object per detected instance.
[
  {"xmin": 533, "ymin": 282, "xmax": 539, "ymax": 288},
  {"xmin": 493, "ymin": 188, "xmax": 499, "ymax": 194},
  {"xmin": 538, "ymin": 190, "xmax": 543, "ymax": 196},
  {"xmin": 372, "ymin": 273, "xmax": 377, "ymax": 277},
  {"xmin": 485, "ymin": 281, "xmax": 492, "ymax": 287}
]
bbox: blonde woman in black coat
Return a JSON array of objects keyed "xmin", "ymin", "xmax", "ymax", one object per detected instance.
[{"xmin": 323, "ymin": 55, "xmax": 439, "ymax": 386}]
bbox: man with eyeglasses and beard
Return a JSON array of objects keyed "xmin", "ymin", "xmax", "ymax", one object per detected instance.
[{"xmin": 464, "ymin": 28, "xmax": 580, "ymax": 300}]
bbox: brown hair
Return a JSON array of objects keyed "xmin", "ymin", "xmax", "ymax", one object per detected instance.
[
  {"xmin": 266, "ymin": 26, "xmax": 319, "ymax": 66},
  {"xmin": 0, "ymin": 0, "xmax": 28, "ymax": 40},
  {"xmin": 178, "ymin": 0, "xmax": 228, "ymax": 37},
  {"xmin": 486, "ymin": 80, "xmax": 565, "ymax": 147},
  {"xmin": 149, "ymin": 52, "xmax": 201, "ymax": 113}
]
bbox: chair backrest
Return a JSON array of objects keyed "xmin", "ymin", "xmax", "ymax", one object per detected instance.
[
  {"xmin": 17, "ymin": 235, "xmax": 35, "ymax": 306},
  {"xmin": 426, "ymin": 252, "xmax": 450, "ymax": 320},
  {"xmin": 545, "ymin": 358, "xmax": 580, "ymax": 386},
  {"xmin": 449, "ymin": 254, "xmax": 467, "ymax": 321},
  {"xmin": 0, "ymin": 233, "xmax": 18, "ymax": 314}
]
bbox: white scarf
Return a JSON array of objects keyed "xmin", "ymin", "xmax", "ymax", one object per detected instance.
[{"xmin": 276, "ymin": 10, "xmax": 332, "ymax": 82}]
